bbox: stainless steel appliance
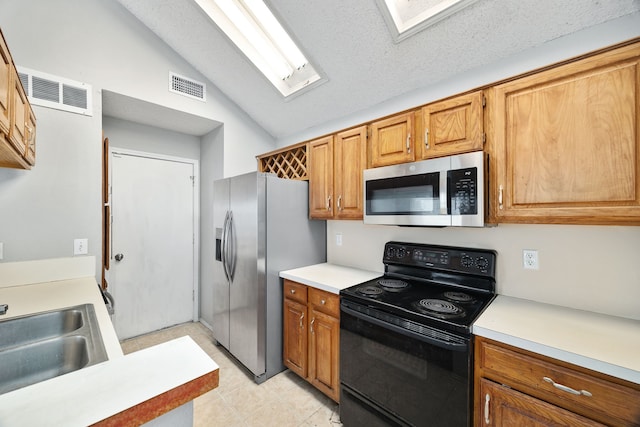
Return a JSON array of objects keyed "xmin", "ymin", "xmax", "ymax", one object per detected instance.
[
  {"xmin": 213, "ymin": 172, "xmax": 326, "ymax": 383},
  {"xmin": 340, "ymin": 241, "xmax": 496, "ymax": 426},
  {"xmin": 363, "ymin": 151, "xmax": 485, "ymax": 227}
]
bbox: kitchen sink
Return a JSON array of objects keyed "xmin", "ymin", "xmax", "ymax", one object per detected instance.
[{"xmin": 0, "ymin": 304, "xmax": 108, "ymax": 395}]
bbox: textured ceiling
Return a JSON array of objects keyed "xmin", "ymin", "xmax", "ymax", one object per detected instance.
[{"xmin": 114, "ymin": 0, "xmax": 640, "ymax": 140}]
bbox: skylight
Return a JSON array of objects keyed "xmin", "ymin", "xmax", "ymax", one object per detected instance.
[
  {"xmin": 377, "ymin": 0, "xmax": 479, "ymax": 42},
  {"xmin": 195, "ymin": 0, "xmax": 323, "ymax": 98}
]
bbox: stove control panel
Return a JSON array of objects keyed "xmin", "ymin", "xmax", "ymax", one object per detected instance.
[{"xmin": 383, "ymin": 242, "xmax": 496, "ymax": 276}]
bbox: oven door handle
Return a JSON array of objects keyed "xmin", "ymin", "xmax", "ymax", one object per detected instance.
[{"xmin": 341, "ymin": 305, "xmax": 469, "ymax": 352}]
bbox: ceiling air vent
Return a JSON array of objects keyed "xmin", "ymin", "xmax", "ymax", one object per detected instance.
[
  {"xmin": 169, "ymin": 72, "xmax": 206, "ymax": 102},
  {"xmin": 17, "ymin": 67, "xmax": 92, "ymax": 116}
]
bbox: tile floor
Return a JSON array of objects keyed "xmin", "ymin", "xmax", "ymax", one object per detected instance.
[{"xmin": 120, "ymin": 322, "xmax": 342, "ymax": 427}]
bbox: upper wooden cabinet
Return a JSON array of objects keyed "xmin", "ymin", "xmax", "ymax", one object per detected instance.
[
  {"xmin": 419, "ymin": 91, "xmax": 484, "ymax": 159},
  {"xmin": 308, "ymin": 135, "xmax": 334, "ymax": 219},
  {"xmin": 309, "ymin": 126, "xmax": 367, "ymax": 220},
  {"xmin": 369, "ymin": 111, "xmax": 415, "ymax": 167},
  {"xmin": 0, "ymin": 28, "xmax": 35, "ymax": 169},
  {"xmin": 488, "ymin": 41, "xmax": 640, "ymax": 225}
]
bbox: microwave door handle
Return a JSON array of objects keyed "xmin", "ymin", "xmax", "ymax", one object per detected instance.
[{"xmin": 440, "ymin": 170, "xmax": 449, "ymax": 215}]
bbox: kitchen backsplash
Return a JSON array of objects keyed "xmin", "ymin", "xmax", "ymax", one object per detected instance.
[{"xmin": 326, "ymin": 221, "xmax": 640, "ymax": 321}]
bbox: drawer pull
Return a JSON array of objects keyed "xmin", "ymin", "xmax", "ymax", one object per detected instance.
[
  {"xmin": 543, "ymin": 377, "xmax": 593, "ymax": 397},
  {"xmin": 290, "ymin": 289, "xmax": 295, "ymax": 294},
  {"xmin": 321, "ymin": 299, "xmax": 326, "ymax": 305},
  {"xmin": 484, "ymin": 393, "xmax": 490, "ymax": 424}
]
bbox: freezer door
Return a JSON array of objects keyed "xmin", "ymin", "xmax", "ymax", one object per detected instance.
[
  {"xmin": 229, "ymin": 172, "xmax": 264, "ymax": 376},
  {"xmin": 212, "ymin": 178, "xmax": 230, "ymax": 349}
]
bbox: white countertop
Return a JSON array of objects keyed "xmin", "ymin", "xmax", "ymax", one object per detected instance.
[
  {"xmin": 473, "ymin": 295, "xmax": 640, "ymax": 385},
  {"xmin": 0, "ymin": 257, "xmax": 219, "ymax": 425},
  {"xmin": 280, "ymin": 262, "xmax": 380, "ymax": 294}
]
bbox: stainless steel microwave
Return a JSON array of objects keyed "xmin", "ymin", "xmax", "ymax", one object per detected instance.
[{"xmin": 363, "ymin": 151, "xmax": 485, "ymax": 227}]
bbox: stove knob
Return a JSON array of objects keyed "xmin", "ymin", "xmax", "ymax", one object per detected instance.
[
  {"xmin": 397, "ymin": 247, "xmax": 406, "ymax": 258},
  {"xmin": 386, "ymin": 247, "xmax": 396, "ymax": 258},
  {"xmin": 461, "ymin": 255, "xmax": 473, "ymax": 268},
  {"xmin": 476, "ymin": 257, "xmax": 489, "ymax": 270}
]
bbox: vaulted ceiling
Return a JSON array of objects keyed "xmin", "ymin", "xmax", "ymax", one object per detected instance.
[{"xmin": 114, "ymin": 0, "xmax": 640, "ymax": 140}]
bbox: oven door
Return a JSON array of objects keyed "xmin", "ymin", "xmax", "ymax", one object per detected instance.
[
  {"xmin": 363, "ymin": 157, "xmax": 450, "ymax": 227},
  {"xmin": 340, "ymin": 301, "xmax": 471, "ymax": 427}
]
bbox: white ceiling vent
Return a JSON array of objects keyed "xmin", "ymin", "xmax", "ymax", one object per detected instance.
[
  {"xmin": 169, "ymin": 72, "xmax": 206, "ymax": 102},
  {"xmin": 17, "ymin": 67, "xmax": 92, "ymax": 116}
]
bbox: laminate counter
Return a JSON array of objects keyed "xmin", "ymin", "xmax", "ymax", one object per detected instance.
[
  {"xmin": 473, "ymin": 295, "xmax": 640, "ymax": 385},
  {"xmin": 279, "ymin": 262, "xmax": 380, "ymax": 294}
]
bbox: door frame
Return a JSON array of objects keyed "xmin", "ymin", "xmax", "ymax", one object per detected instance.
[{"xmin": 107, "ymin": 147, "xmax": 200, "ymax": 322}]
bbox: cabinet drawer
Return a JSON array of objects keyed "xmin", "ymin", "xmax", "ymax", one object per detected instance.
[
  {"xmin": 308, "ymin": 288, "xmax": 339, "ymax": 317},
  {"xmin": 478, "ymin": 339, "xmax": 640, "ymax": 426},
  {"xmin": 284, "ymin": 279, "xmax": 307, "ymax": 304}
]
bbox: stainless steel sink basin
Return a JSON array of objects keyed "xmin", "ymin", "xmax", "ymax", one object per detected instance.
[{"xmin": 0, "ymin": 304, "xmax": 108, "ymax": 395}]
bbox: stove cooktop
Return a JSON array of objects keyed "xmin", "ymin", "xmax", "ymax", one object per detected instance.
[{"xmin": 339, "ymin": 242, "xmax": 497, "ymax": 335}]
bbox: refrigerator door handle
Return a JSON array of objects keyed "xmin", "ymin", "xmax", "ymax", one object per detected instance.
[
  {"xmin": 228, "ymin": 211, "xmax": 236, "ymax": 282},
  {"xmin": 221, "ymin": 210, "xmax": 230, "ymax": 282}
]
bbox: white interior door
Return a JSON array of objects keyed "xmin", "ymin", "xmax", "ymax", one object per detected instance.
[{"xmin": 110, "ymin": 151, "xmax": 195, "ymax": 340}]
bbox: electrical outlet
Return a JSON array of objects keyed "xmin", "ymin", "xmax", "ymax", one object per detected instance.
[
  {"xmin": 74, "ymin": 238, "xmax": 88, "ymax": 255},
  {"xmin": 523, "ymin": 249, "xmax": 539, "ymax": 270},
  {"xmin": 336, "ymin": 233, "xmax": 343, "ymax": 246}
]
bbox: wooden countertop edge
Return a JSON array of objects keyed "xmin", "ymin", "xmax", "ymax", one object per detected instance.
[{"xmin": 91, "ymin": 368, "xmax": 219, "ymax": 427}]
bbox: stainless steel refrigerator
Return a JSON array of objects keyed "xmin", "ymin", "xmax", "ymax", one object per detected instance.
[{"xmin": 212, "ymin": 172, "xmax": 326, "ymax": 383}]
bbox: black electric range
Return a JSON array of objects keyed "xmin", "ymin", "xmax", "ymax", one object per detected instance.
[{"xmin": 339, "ymin": 241, "xmax": 497, "ymax": 427}]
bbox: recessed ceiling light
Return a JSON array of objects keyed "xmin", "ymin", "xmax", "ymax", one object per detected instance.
[
  {"xmin": 377, "ymin": 0, "xmax": 480, "ymax": 42},
  {"xmin": 195, "ymin": 0, "xmax": 324, "ymax": 98}
]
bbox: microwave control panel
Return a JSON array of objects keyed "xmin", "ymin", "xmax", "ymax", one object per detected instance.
[{"xmin": 448, "ymin": 167, "xmax": 477, "ymax": 215}]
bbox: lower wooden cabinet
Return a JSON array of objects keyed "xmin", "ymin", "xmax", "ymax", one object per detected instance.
[
  {"xmin": 475, "ymin": 336, "xmax": 640, "ymax": 427},
  {"xmin": 283, "ymin": 279, "xmax": 340, "ymax": 402}
]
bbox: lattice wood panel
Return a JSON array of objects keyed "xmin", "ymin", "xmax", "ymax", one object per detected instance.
[{"xmin": 258, "ymin": 144, "xmax": 308, "ymax": 180}]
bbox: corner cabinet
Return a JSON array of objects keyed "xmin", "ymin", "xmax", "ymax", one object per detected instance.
[
  {"xmin": 419, "ymin": 90, "xmax": 484, "ymax": 159},
  {"xmin": 309, "ymin": 126, "xmax": 367, "ymax": 220},
  {"xmin": 488, "ymin": 41, "xmax": 640, "ymax": 225},
  {"xmin": 0, "ymin": 28, "xmax": 35, "ymax": 169},
  {"xmin": 369, "ymin": 111, "xmax": 416, "ymax": 167},
  {"xmin": 474, "ymin": 337, "xmax": 640, "ymax": 427},
  {"xmin": 283, "ymin": 279, "xmax": 340, "ymax": 402}
]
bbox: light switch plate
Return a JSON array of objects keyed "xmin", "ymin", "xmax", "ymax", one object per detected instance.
[
  {"xmin": 336, "ymin": 233, "xmax": 343, "ymax": 246},
  {"xmin": 74, "ymin": 238, "xmax": 88, "ymax": 255}
]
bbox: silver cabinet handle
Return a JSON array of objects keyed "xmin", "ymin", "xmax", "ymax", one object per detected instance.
[
  {"xmin": 425, "ymin": 129, "xmax": 430, "ymax": 150},
  {"xmin": 290, "ymin": 289, "xmax": 296, "ymax": 294},
  {"xmin": 406, "ymin": 134, "xmax": 411, "ymax": 154},
  {"xmin": 321, "ymin": 299, "xmax": 326, "ymax": 305},
  {"xmin": 484, "ymin": 393, "xmax": 490, "ymax": 424},
  {"xmin": 498, "ymin": 185, "xmax": 504, "ymax": 210},
  {"xmin": 310, "ymin": 318, "xmax": 315, "ymax": 334},
  {"xmin": 543, "ymin": 377, "xmax": 592, "ymax": 397},
  {"xmin": 337, "ymin": 195, "xmax": 342, "ymax": 211},
  {"xmin": 299, "ymin": 312, "xmax": 304, "ymax": 329},
  {"xmin": 326, "ymin": 195, "xmax": 332, "ymax": 211}
]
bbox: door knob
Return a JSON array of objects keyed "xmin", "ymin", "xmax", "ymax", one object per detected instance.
[{"xmin": 114, "ymin": 253, "xmax": 124, "ymax": 262}]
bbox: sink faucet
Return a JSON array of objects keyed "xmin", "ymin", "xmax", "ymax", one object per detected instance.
[{"xmin": 0, "ymin": 304, "xmax": 8, "ymax": 315}]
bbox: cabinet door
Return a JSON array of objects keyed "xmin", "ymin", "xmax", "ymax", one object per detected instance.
[
  {"xmin": 420, "ymin": 91, "xmax": 484, "ymax": 159},
  {"xmin": 490, "ymin": 42, "xmax": 640, "ymax": 225},
  {"xmin": 308, "ymin": 135, "xmax": 334, "ymax": 219},
  {"xmin": 370, "ymin": 111, "xmax": 415, "ymax": 167},
  {"xmin": 8, "ymin": 67, "xmax": 28, "ymax": 157},
  {"xmin": 0, "ymin": 30, "xmax": 11, "ymax": 136},
  {"xmin": 308, "ymin": 308, "xmax": 340, "ymax": 402},
  {"xmin": 479, "ymin": 378, "xmax": 604, "ymax": 427},
  {"xmin": 283, "ymin": 298, "xmax": 308, "ymax": 378},
  {"xmin": 23, "ymin": 107, "xmax": 35, "ymax": 165},
  {"xmin": 334, "ymin": 126, "xmax": 367, "ymax": 219}
]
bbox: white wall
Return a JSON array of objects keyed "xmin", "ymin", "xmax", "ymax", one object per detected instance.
[
  {"xmin": 0, "ymin": 0, "xmax": 275, "ymax": 288},
  {"xmin": 281, "ymin": 15, "xmax": 640, "ymax": 321},
  {"xmin": 103, "ymin": 117, "xmax": 202, "ymax": 160}
]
